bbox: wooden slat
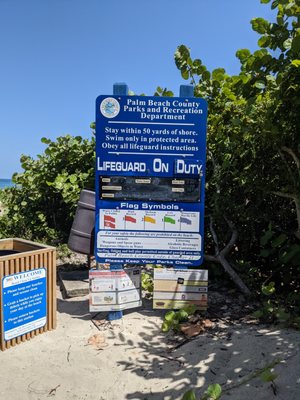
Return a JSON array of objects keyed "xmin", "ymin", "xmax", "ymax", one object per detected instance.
[
  {"xmin": 44, "ymin": 251, "xmax": 48, "ymax": 332},
  {"xmin": 0, "ymin": 261, "xmax": 4, "ymax": 350},
  {"xmin": 13, "ymin": 243, "xmax": 39, "ymax": 253},
  {"xmin": 15, "ymin": 258, "xmax": 21, "ymax": 345},
  {"xmin": 33, "ymin": 253, "xmax": 41, "ymax": 337},
  {"xmin": 39, "ymin": 252, "xmax": 45, "ymax": 334},
  {"xmin": 10, "ymin": 258, "xmax": 17, "ymax": 347},
  {"xmin": 48, "ymin": 251, "xmax": 53, "ymax": 330},
  {"xmin": 46, "ymin": 251, "xmax": 50, "ymax": 330},
  {"xmin": 0, "ymin": 239, "xmax": 13, "ymax": 251},
  {"xmin": 30, "ymin": 254, "xmax": 35, "ymax": 339},
  {"xmin": 29, "ymin": 254, "xmax": 36, "ymax": 339},
  {"xmin": 4, "ymin": 260, "xmax": 10, "ymax": 350},
  {"xmin": 19, "ymin": 256, "xmax": 26, "ymax": 343},
  {"xmin": 25, "ymin": 256, "xmax": 31, "ymax": 342},
  {"xmin": 33, "ymin": 254, "xmax": 39, "ymax": 336},
  {"xmin": 52, "ymin": 249, "xmax": 57, "ymax": 330}
]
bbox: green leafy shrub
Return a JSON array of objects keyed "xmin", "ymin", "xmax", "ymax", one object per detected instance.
[
  {"xmin": 252, "ymin": 225, "xmax": 300, "ymax": 327},
  {"xmin": 173, "ymin": 0, "xmax": 300, "ymax": 300},
  {"xmin": 0, "ymin": 134, "xmax": 95, "ymax": 244},
  {"xmin": 182, "ymin": 384, "xmax": 222, "ymax": 400},
  {"xmin": 161, "ymin": 305, "xmax": 197, "ymax": 333},
  {"xmin": 141, "ymin": 271, "xmax": 154, "ymax": 295}
]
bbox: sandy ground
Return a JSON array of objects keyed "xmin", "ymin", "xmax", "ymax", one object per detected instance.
[{"xmin": 1, "ymin": 286, "xmax": 299, "ymax": 400}]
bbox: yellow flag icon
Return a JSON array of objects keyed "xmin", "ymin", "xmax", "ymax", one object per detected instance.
[{"xmin": 144, "ymin": 216, "xmax": 156, "ymax": 224}]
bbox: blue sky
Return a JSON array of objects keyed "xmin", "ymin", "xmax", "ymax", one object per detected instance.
[{"xmin": 0, "ymin": 0, "xmax": 274, "ymax": 178}]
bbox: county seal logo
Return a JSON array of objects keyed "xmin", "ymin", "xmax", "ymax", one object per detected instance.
[{"xmin": 100, "ymin": 97, "xmax": 120, "ymax": 118}]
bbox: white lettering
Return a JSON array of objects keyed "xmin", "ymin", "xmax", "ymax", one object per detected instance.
[
  {"xmin": 153, "ymin": 158, "xmax": 169, "ymax": 173},
  {"xmin": 97, "ymin": 157, "xmax": 146, "ymax": 173},
  {"xmin": 175, "ymin": 160, "xmax": 202, "ymax": 175}
]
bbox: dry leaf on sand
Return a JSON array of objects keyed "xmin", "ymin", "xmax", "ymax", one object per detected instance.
[
  {"xmin": 180, "ymin": 319, "xmax": 214, "ymax": 338},
  {"xmin": 87, "ymin": 333, "xmax": 108, "ymax": 349},
  {"xmin": 180, "ymin": 324, "xmax": 205, "ymax": 338},
  {"xmin": 203, "ymin": 319, "xmax": 214, "ymax": 328}
]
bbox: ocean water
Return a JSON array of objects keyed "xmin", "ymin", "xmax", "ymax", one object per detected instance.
[{"xmin": 0, "ymin": 179, "xmax": 13, "ymax": 190}]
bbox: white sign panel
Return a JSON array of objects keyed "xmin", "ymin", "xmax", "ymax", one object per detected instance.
[
  {"xmin": 89, "ymin": 268, "xmax": 142, "ymax": 312},
  {"xmin": 153, "ymin": 268, "xmax": 208, "ymax": 310}
]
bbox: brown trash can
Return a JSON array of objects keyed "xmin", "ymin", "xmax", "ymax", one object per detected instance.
[
  {"xmin": 0, "ymin": 238, "xmax": 56, "ymax": 351},
  {"xmin": 68, "ymin": 189, "xmax": 95, "ymax": 255}
]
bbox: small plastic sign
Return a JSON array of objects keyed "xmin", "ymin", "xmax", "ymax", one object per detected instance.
[
  {"xmin": 2, "ymin": 268, "xmax": 47, "ymax": 341},
  {"xmin": 153, "ymin": 268, "xmax": 208, "ymax": 310},
  {"xmin": 89, "ymin": 267, "xmax": 142, "ymax": 312}
]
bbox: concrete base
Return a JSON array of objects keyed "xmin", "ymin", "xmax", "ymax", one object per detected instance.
[{"xmin": 59, "ymin": 270, "xmax": 89, "ymax": 298}]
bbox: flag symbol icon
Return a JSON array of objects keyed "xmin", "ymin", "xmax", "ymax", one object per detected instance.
[
  {"xmin": 144, "ymin": 216, "xmax": 156, "ymax": 224},
  {"xmin": 125, "ymin": 215, "xmax": 136, "ymax": 223},
  {"xmin": 104, "ymin": 215, "xmax": 116, "ymax": 229},
  {"xmin": 164, "ymin": 216, "xmax": 176, "ymax": 224},
  {"xmin": 180, "ymin": 216, "xmax": 192, "ymax": 225}
]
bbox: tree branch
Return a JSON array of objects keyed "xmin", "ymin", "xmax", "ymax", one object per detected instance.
[
  {"xmin": 204, "ymin": 254, "xmax": 218, "ymax": 263},
  {"xmin": 221, "ymin": 217, "xmax": 238, "ymax": 257},
  {"xmin": 209, "ymin": 216, "xmax": 220, "ymax": 255},
  {"xmin": 270, "ymin": 191, "xmax": 296, "ymax": 200},
  {"xmin": 294, "ymin": 196, "xmax": 300, "ymax": 240},
  {"xmin": 208, "ymin": 217, "xmax": 251, "ymax": 296},
  {"xmin": 218, "ymin": 254, "xmax": 251, "ymax": 296},
  {"xmin": 279, "ymin": 149, "xmax": 296, "ymax": 185},
  {"xmin": 281, "ymin": 146, "xmax": 300, "ymax": 176},
  {"xmin": 270, "ymin": 192, "xmax": 300, "ymax": 240},
  {"xmin": 208, "ymin": 150, "xmax": 221, "ymax": 193}
]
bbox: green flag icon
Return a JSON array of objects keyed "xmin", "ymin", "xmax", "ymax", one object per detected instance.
[{"xmin": 164, "ymin": 216, "xmax": 176, "ymax": 224}]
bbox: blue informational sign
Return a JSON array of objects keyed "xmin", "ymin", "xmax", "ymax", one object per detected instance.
[
  {"xmin": 95, "ymin": 95, "xmax": 207, "ymax": 267},
  {"xmin": 2, "ymin": 268, "xmax": 47, "ymax": 341}
]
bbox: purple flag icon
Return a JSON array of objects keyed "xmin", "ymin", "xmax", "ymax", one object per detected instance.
[{"xmin": 180, "ymin": 217, "xmax": 192, "ymax": 225}]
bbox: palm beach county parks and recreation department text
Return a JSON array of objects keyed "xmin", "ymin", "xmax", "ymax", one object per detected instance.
[
  {"xmin": 98, "ymin": 98, "xmax": 203, "ymax": 170},
  {"xmin": 95, "ymin": 95, "xmax": 207, "ymax": 266}
]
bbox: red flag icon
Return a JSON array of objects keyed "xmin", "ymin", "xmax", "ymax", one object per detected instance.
[
  {"xmin": 104, "ymin": 221, "xmax": 115, "ymax": 229},
  {"xmin": 104, "ymin": 215, "xmax": 115, "ymax": 223},
  {"xmin": 125, "ymin": 215, "xmax": 136, "ymax": 223},
  {"xmin": 104, "ymin": 214, "xmax": 116, "ymax": 229}
]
